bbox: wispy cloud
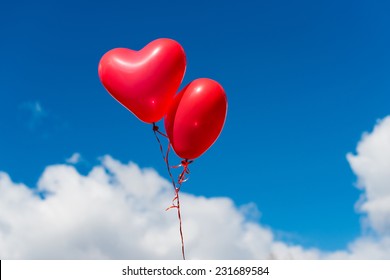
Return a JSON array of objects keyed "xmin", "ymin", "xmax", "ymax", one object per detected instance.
[{"xmin": 19, "ymin": 101, "xmax": 47, "ymax": 130}]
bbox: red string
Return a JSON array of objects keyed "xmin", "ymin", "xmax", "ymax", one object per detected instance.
[
  {"xmin": 152, "ymin": 123, "xmax": 187, "ymax": 260},
  {"xmin": 165, "ymin": 187, "xmax": 185, "ymax": 260},
  {"xmin": 177, "ymin": 159, "xmax": 192, "ymax": 187},
  {"xmin": 153, "ymin": 123, "xmax": 176, "ymax": 188}
]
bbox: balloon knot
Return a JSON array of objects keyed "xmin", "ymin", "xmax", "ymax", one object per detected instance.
[{"xmin": 181, "ymin": 159, "xmax": 193, "ymax": 167}]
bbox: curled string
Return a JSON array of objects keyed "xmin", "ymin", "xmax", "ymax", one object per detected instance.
[
  {"xmin": 166, "ymin": 159, "xmax": 192, "ymax": 261},
  {"xmin": 165, "ymin": 187, "xmax": 185, "ymax": 260},
  {"xmin": 172, "ymin": 159, "xmax": 193, "ymax": 188},
  {"xmin": 152, "ymin": 123, "xmax": 187, "ymax": 260}
]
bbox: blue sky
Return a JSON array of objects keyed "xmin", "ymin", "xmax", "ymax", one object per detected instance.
[{"xmin": 1, "ymin": 0, "xmax": 390, "ymax": 253}]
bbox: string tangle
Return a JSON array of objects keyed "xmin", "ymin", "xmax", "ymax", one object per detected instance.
[{"xmin": 152, "ymin": 123, "xmax": 191, "ymax": 260}]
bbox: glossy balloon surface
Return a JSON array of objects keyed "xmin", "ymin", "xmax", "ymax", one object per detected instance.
[
  {"xmin": 98, "ymin": 38, "xmax": 186, "ymax": 123},
  {"xmin": 165, "ymin": 78, "xmax": 227, "ymax": 160}
]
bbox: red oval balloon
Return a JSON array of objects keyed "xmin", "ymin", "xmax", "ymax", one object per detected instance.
[
  {"xmin": 98, "ymin": 38, "xmax": 186, "ymax": 123},
  {"xmin": 165, "ymin": 78, "xmax": 228, "ymax": 160}
]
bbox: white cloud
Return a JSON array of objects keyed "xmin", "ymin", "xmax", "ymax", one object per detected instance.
[
  {"xmin": 347, "ymin": 116, "xmax": 390, "ymax": 234},
  {"xmin": 66, "ymin": 153, "xmax": 82, "ymax": 164},
  {"xmin": 0, "ymin": 156, "xmax": 297, "ymax": 259},
  {"xmin": 1, "ymin": 116, "xmax": 390, "ymax": 259}
]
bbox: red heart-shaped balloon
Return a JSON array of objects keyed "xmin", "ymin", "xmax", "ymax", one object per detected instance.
[
  {"xmin": 165, "ymin": 78, "xmax": 228, "ymax": 160},
  {"xmin": 98, "ymin": 38, "xmax": 186, "ymax": 123}
]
